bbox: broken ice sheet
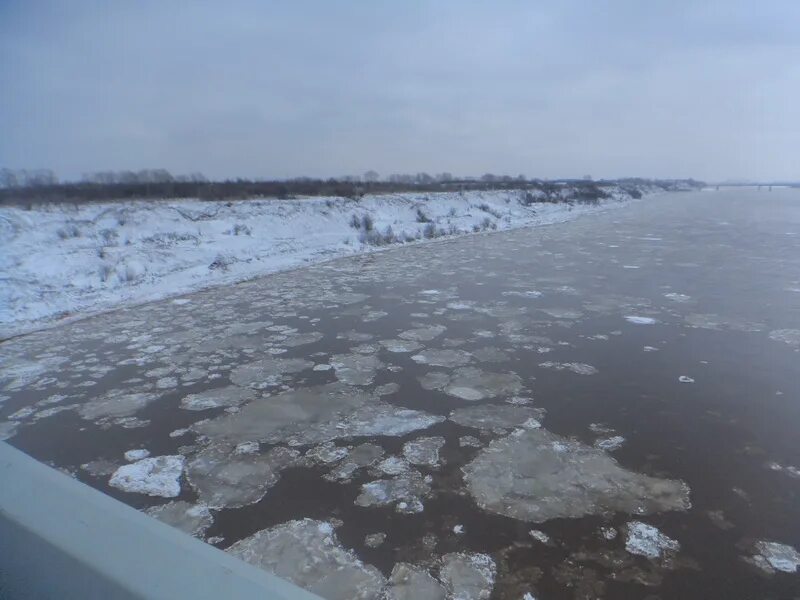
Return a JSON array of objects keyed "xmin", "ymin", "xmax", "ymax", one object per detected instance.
[
  {"xmin": 226, "ymin": 519, "xmax": 385, "ymax": 600},
  {"xmin": 463, "ymin": 428, "xmax": 690, "ymax": 522}
]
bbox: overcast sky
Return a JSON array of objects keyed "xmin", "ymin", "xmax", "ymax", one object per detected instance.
[{"xmin": 1, "ymin": 1, "xmax": 798, "ymax": 182}]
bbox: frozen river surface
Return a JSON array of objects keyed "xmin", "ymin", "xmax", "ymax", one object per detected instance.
[{"xmin": 2, "ymin": 189, "xmax": 800, "ymax": 599}]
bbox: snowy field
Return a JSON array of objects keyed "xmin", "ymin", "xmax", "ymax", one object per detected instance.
[{"xmin": 0, "ymin": 185, "xmax": 655, "ymax": 338}]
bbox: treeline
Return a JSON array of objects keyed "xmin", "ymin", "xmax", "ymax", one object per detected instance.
[{"xmin": 0, "ymin": 167, "xmax": 704, "ymax": 205}]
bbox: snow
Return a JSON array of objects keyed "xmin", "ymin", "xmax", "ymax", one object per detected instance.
[
  {"xmin": 108, "ymin": 455, "xmax": 185, "ymax": 498},
  {"xmin": 0, "ymin": 187, "xmax": 644, "ymax": 338}
]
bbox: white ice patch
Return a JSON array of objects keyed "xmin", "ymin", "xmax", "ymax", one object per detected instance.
[
  {"xmin": 750, "ymin": 541, "xmax": 800, "ymax": 573},
  {"xmin": 624, "ymin": 521, "xmax": 680, "ymax": 559},
  {"xmin": 109, "ymin": 455, "xmax": 185, "ymax": 498},
  {"xmin": 678, "ymin": 375, "xmax": 695, "ymax": 383},
  {"xmin": 124, "ymin": 449, "xmax": 150, "ymax": 462},
  {"xmin": 625, "ymin": 315, "xmax": 657, "ymax": 325},
  {"xmin": 595, "ymin": 436, "xmax": 625, "ymax": 451},
  {"xmin": 538, "ymin": 362, "xmax": 598, "ymax": 376}
]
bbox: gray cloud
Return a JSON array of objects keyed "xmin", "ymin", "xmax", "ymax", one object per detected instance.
[{"xmin": 1, "ymin": 0, "xmax": 798, "ymax": 181}]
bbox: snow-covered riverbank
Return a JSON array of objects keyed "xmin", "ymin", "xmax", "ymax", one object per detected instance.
[{"xmin": 0, "ymin": 185, "xmax": 659, "ymax": 338}]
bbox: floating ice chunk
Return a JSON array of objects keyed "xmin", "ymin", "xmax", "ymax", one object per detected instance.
[
  {"xmin": 411, "ymin": 349, "xmax": 472, "ymax": 368},
  {"xmin": 146, "ymin": 501, "xmax": 212, "ymax": 537},
  {"xmin": 459, "ymin": 436, "xmax": 483, "ymax": 448},
  {"xmin": 234, "ymin": 441, "xmax": 259, "ymax": 455},
  {"xmin": 306, "ymin": 442, "xmax": 350, "ymax": 465},
  {"xmin": 664, "ymin": 293, "xmax": 691, "ymax": 303},
  {"xmin": 0, "ymin": 421, "xmax": 18, "ymax": 441},
  {"xmin": 523, "ymin": 593, "xmax": 537, "ymax": 600},
  {"xmin": 538, "ymin": 362, "xmax": 598, "ymax": 375},
  {"xmin": 313, "ymin": 363, "xmax": 332, "ymax": 371},
  {"xmin": 226, "ymin": 519, "xmax": 385, "ymax": 599},
  {"xmin": 600, "ymin": 526, "xmax": 618, "ymax": 540},
  {"xmin": 330, "ymin": 353, "xmax": 384, "ymax": 386},
  {"xmin": 364, "ymin": 532, "xmax": 386, "ymax": 548},
  {"xmin": 421, "ymin": 366, "xmax": 523, "ymax": 401},
  {"xmin": 325, "ymin": 443, "xmax": 384, "ymax": 482},
  {"xmin": 79, "ymin": 391, "xmax": 157, "ymax": 421},
  {"xmin": 643, "ymin": 346, "xmax": 659, "ymax": 352},
  {"xmin": 355, "ymin": 471, "xmax": 431, "ymax": 513},
  {"xmin": 529, "ymin": 530, "xmax": 550, "ymax": 544},
  {"xmin": 540, "ymin": 308, "xmax": 583, "ymax": 320},
  {"xmin": 181, "ymin": 386, "xmax": 256, "ymax": 411},
  {"xmin": 624, "ymin": 521, "xmax": 680, "ymax": 559},
  {"xmin": 768, "ymin": 329, "xmax": 800, "ymax": 347},
  {"xmin": 386, "ymin": 563, "xmax": 445, "ymax": 600},
  {"xmin": 449, "ymin": 404, "xmax": 545, "ymax": 431},
  {"xmin": 463, "ymin": 429, "xmax": 690, "ymax": 522},
  {"xmin": 749, "ymin": 541, "xmax": 800, "ymax": 573},
  {"xmin": 595, "ymin": 436, "xmax": 625, "ymax": 451},
  {"xmin": 8, "ymin": 406, "xmax": 36, "ymax": 420},
  {"xmin": 439, "ymin": 552, "xmax": 496, "ymax": 600},
  {"xmin": 625, "ymin": 316, "xmax": 657, "ymax": 325},
  {"xmin": 193, "ymin": 383, "xmax": 443, "ymax": 447},
  {"xmin": 186, "ymin": 444, "xmax": 301, "ymax": 508},
  {"xmin": 229, "ymin": 357, "xmax": 313, "ymax": 388},
  {"xmin": 109, "ymin": 455, "xmax": 185, "ymax": 498},
  {"xmin": 124, "ymin": 448, "xmax": 150, "ymax": 462},
  {"xmin": 403, "ymin": 436, "xmax": 445, "ymax": 467},
  {"xmin": 399, "ymin": 325, "xmax": 447, "ymax": 342},
  {"xmin": 380, "ymin": 339, "xmax": 424, "ymax": 353},
  {"xmin": 377, "ymin": 455, "xmax": 412, "ymax": 476},
  {"xmin": 678, "ymin": 376, "xmax": 695, "ymax": 383},
  {"xmin": 453, "ymin": 524, "xmax": 465, "ymax": 535}
]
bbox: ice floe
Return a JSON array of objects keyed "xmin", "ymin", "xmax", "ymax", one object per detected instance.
[
  {"xmin": 226, "ymin": 519, "xmax": 385, "ymax": 600},
  {"xmin": 625, "ymin": 316, "xmax": 658, "ymax": 325},
  {"xmin": 186, "ymin": 444, "xmax": 301, "ymax": 508},
  {"xmin": 355, "ymin": 470, "xmax": 432, "ymax": 514},
  {"xmin": 402, "ymin": 436, "xmax": 445, "ymax": 467},
  {"xmin": 109, "ymin": 455, "xmax": 185, "ymax": 498},
  {"xmin": 538, "ymin": 362, "xmax": 598, "ymax": 375},
  {"xmin": 449, "ymin": 404, "xmax": 545, "ymax": 431},
  {"xmin": 193, "ymin": 383, "xmax": 443, "ymax": 447},
  {"xmin": 747, "ymin": 540, "xmax": 800, "ymax": 574},
  {"xmin": 181, "ymin": 386, "xmax": 256, "ymax": 410},
  {"xmin": 463, "ymin": 429, "xmax": 690, "ymax": 522},
  {"xmin": 624, "ymin": 521, "xmax": 680, "ymax": 559},
  {"xmin": 386, "ymin": 563, "xmax": 445, "ymax": 600},
  {"xmin": 145, "ymin": 500, "xmax": 213, "ymax": 537},
  {"xmin": 439, "ymin": 552, "xmax": 496, "ymax": 600},
  {"xmin": 418, "ymin": 366, "xmax": 523, "ymax": 401}
]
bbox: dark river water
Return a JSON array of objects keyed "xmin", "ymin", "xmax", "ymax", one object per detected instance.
[{"xmin": 2, "ymin": 189, "xmax": 799, "ymax": 599}]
